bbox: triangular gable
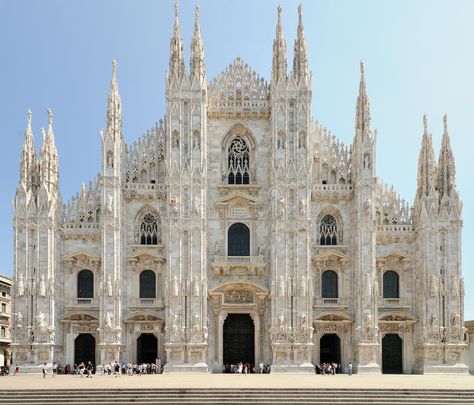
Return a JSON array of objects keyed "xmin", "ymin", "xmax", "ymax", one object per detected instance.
[
  {"xmin": 216, "ymin": 191, "xmax": 259, "ymax": 206},
  {"xmin": 313, "ymin": 249, "xmax": 350, "ymax": 263},
  {"xmin": 63, "ymin": 250, "xmax": 100, "ymax": 262}
]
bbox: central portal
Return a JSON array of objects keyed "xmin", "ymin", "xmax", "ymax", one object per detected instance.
[
  {"xmin": 137, "ymin": 333, "xmax": 158, "ymax": 364},
  {"xmin": 223, "ymin": 314, "xmax": 255, "ymax": 367}
]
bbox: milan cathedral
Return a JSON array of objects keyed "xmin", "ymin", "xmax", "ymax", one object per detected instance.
[{"xmin": 10, "ymin": 5, "xmax": 468, "ymax": 373}]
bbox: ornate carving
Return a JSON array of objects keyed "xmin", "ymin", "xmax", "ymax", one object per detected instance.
[
  {"xmin": 224, "ymin": 289, "xmax": 253, "ymax": 304},
  {"xmin": 39, "ymin": 274, "xmax": 46, "ymax": 297}
]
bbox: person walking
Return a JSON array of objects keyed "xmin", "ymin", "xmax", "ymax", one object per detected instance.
[
  {"xmin": 52, "ymin": 362, "xmax": 58, "ymax": 377},
  {"xmin": 42, "ymin": 362, "xmax": 47, "ymax": 378},
  {"xmin": 347, "ymin": 362, "xmax": 352, "ymax": 375},
  {"xmin": 259, "ymin": 361, "xmax": 264, "ymax": 374}
]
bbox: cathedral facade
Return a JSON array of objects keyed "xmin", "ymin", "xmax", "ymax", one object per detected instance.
[{"xmin": 11, "ymin": 5, "xmax": 468, "ymax": 374}]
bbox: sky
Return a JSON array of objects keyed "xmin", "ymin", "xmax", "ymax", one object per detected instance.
[{"xmin": 0, "ymin": 0, "xmax": 473, "ymax": 318}]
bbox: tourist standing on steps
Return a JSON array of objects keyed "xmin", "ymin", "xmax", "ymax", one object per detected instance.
[
  {"xmin": 347, "ymin": 362, "xmax": 352, "ymax": 375},
  {"xmin": 52, "ymin": 361, "xmax": 58, "ymax": 377},
  {"xmin": 42, "ymin": 362, "xmax": 47, "ymax": 378}
]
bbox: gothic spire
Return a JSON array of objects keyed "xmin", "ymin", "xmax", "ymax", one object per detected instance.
[
  {"xmin": 169, "ymin": 2, "xmax": 185, "ymax": 81},
  {"xmin": 40, "ymin": 107, "xmax": 59, "ymax": 191},
  {"xmin": 355, "ymin": 61, "xmax": 372, "ymax": 140},
  {"xmin": 437, "ymin": 114, "xmax": 456, "ymax": 199},
  {"xmin": 20, "ymin": 109, "xmax": 36, "ymax": 186},
  {"xmin": 416, "ymin": 114, "xmax": 437, "ymax": 200},
  {"xmin": 106, "ymin": 59, "xmax": 122, "ymax": 139},
  {"xmin": 190, "ymin": 5, "xmax": 205, "ymax": 83},
  {"xmin": 271, "ymin": 4, "xmax": 287, "ymax": 84},
  {"xmin": 292, "ymin": 3, "xmax": 309, "ymax": 84}
]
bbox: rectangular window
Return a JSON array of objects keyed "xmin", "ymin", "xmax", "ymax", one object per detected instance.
[{"xmin": 1, "ymin": 303, "xmax": 5, "ymax": 312}]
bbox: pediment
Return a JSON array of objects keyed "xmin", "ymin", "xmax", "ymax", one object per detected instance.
[
  {"xmin": 124, "ymin": 311, "xmax": 164, "ymax": 323},
  {"xmin": 314, "ymin": 311, "xmax": 353, "ymax": 323},
  {"xmin": 376, "ymin": 251, "xmax": 411, "ymax": 269},
  {"xmin": 313, "ymin": 249, "xmax": 350, "ymax": 263},
  {"xmin": 60, "ymin": 312, "xmax": 99, "ymax": 322},
  {"xmin": 128, "ymin": 249, "xmax": 164, "ymax": 262},
  {"xmin": 63, "ymin": 250, "xmax": 100, "ymax": 263},
  {"xmin": 379, "ymin": 311, "xmax": 416, "ymax": 323},
  {"xmin": 216, "ymin": 192, "xmax": 259, "ymax": 206},
  {"xmin": 209, "ymin": 281, "xmax": 269, "ymax": 296}
]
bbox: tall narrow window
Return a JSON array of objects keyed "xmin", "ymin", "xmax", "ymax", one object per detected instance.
[
  {"xmin": 383, "ymin": 271, "xmax": 399, "ymax": 298},
  {"xmin": 140, "ymin": 213, "xmax": 158, "ymax": 245},
  {"xmin": 320, "ymin": 215, "xmax": 338, "ymax": 245},
  {"xmin": 77, "ymin": 270, "xmax": 94, "ymax": 298},
  {"xmin": 228, "ymin": 223, "xmax": 250, "ymax": 256},
  {"xmin": 139, "ymin": 270, "xmax": 156, "ymax": 299},
  {"xmin": 322, "ymin": 270, "xmax": 338, "ymax": 298},
  {"xmin": 227, "ymin": 137, "xmax": 250, "ymax": 184}
]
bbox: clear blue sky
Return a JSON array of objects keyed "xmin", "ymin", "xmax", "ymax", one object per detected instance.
[{"xmin": 1, "ymin": 0, "xmax": 473, "ymax": 318}]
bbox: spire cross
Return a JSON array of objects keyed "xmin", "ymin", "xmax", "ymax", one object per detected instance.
[{"xmin": 27, "ymin": 109, "xmax": 32, "ymax": 127}]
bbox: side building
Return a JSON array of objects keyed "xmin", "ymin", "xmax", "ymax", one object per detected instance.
[{"xmin": 0, "ymin": 275, "xmax": 12, "ymax": 368}]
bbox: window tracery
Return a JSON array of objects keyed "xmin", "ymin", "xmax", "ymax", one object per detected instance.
[
  {"xmin": 319, "ymin": 214, "xmax": 338, "ymax": 245},
  {"xmin": 138, "ymin": 213, "xmax": 159, "ymax": 245},
  {"xmin": 226, "ymin": 137, "xmax": 250, "ymax": 185}
]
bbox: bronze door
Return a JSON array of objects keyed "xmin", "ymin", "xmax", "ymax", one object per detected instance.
[
  {"xmin": 382, "ymin": 333, "xmax": 403, "ymax": 374},
  {"xmin": 223, "ymin": 314, "xmax": 255, "ymax": 366}
]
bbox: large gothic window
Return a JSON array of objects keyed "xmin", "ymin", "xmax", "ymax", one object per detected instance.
[
  {"xmin": 228, "ymin": 223, "xmax": 250, "ymax": 256},
  {"xmin": 320, "ymin": 215, "xmax": 338, "ymax": 245},
  {"xmin": 140, "ymin": 213, "xmax": 159, "ymax": 245},
  {"xmin": 77, "ymin": 270, "xmax": 94, "ymax": 298},
  {"xmin": 322, "ymin": 270, "xmax": 338, "ymax": 298},
  {"xmin": 383, "ymin": 271, "xmax": 399, "ymax": 298},
  {"xmin": 227, "ymin": 137, "xmax": 250, "ymax": 184},
  {"xmin": 139, "ymin": 270, "xmax": 156, "ymax": 299}
]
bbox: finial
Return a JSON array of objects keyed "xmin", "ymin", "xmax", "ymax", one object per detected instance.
[
  {"xmin": 195, "ymin": 4, "xmax": 199, "ymax": 19},
  {"xmin": 175, "ymin": 2, "xmax": 179, "ymax": 20},
  {"xmin": 27, "ymin": 109, "xmax": 32, "ymax": 124},
  {"xmin": 112, "ymin": 59, "xmax": 117, "ymax": 77},
  {"xmin": 298, "ymin": 3, "xmax": 302, "ymax": 19},
  {"xmin": 46, "ymin": 107, "xmax": 53, "ymax": 126},
  {"xmin": 360, "ymin": 60, "xmax": 365, "ymax": 77},
  {"xmin": 423, "ymin": 113, "xmax": 428, "ymax": 133},
  {"xmin": 278, "ymin": 4, "xmax": 282, "ymax": 16},
  {"xmin": 443, "ymin": 114, "xmax": 448, "ymax": 133}
]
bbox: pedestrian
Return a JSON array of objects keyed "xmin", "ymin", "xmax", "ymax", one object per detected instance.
[
  {"xmin": 52, "ymin": 361, "xmax": 58, "ymax": 377},
  {"xmin": 259, "ymin": 361, "xmax": 264, "ymax": 374},
  {"xmin": 347, "ymin": 362, "xmax": 352, "ymax": 375},
  {"xmin": 42, "ymin": 362, "xmax": 47, "ymax": 378},
  {"xmin": 14, "ymin": 364, "xmax": 19, "ymax": 376}
]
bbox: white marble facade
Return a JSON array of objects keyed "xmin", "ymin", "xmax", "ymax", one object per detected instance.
[{"xmin": 10, "ymin": 5, "xmax": 468, "ymax": 374}]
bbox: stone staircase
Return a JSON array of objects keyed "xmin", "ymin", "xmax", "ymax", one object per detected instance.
[{"xmin": 1, "ymin": 389, "xmax": 474, "ymax": 404}]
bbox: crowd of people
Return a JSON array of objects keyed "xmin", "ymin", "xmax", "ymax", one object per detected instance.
[
  {"xmin": 315, "ymin": 361, "xmax": 352, "ymax": 375},
  {"xmin": 99, "ymin": 362, "xmax": 160, "ymax": 376}
]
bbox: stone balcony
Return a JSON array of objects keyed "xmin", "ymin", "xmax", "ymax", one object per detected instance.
[
  {"xmin": 311, "ymin": 184, "xmax": 353, "ymax": 201},
  {"xmin": 211, "ymin": 255, "xmax": 266, "ymax": 277},
  {"xmin": 376, "ymin": 224, "xmax": 415, "ymax": 244},
  {"xmin": 313, "ymin": 297, "xmax": 349, "ymax": 309},
  {"xmin": 378, "ymin": 297, "xmax": 411, "ymax": 309},
  {"xmin": 65, "ymin": 298, "xmax": 99, "ymax": 311},
  {"xmin": 129, "ymin": 298, "xmax": 165, "ymax": 310},
  {"xmin": 123, "ymin": 182, "xmax": 168, "ymax": 200}
]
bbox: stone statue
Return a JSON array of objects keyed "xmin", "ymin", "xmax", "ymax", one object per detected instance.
[
  {"xmin": 365, "ymin": 313, "xmax": 372, "ymax": 332},
  {"xmin": 257, "ymin": 243, "xmax": 265, "ymax": 256},
  {"xmin": 364, "ymin": 153, "xmax": 371, "ymax": 169},
  {"xmin": 39, "ymin": 275, "xmax": 46, "ymax": 297},
  {"xmin": 170, "ymin": 196, "xmax": 179, "ymax": 215},
  {"xmin": 193, "ymin": 276, "xmax": 200, "ymax": 297},
  {"xmin": 16, "ymin": 312, "xmax": 23, "ymax": 331},
  {"xmin": 300, "ymin": 275, "xmax": 306, "ymax": 296},
  {"xmin": 366, "ymin": 273, "xmax": 372, "ymax": 297},
  {"xmin": 172, "ymin": 275, "xmax": 179, "ymax": 297},
  {"xmin": 300, "ymin": 312, "xmax": 307, "ymax": 331},
  {"xmin": 213, "ymin": 241, "xmax": 220, "ymax": 255},
  {"xmin": 364, "ymin": 197, "xmax": 372, "ymax": 216},
  {"xmin": 420, "ymin": 326, "xmax": 427, "ymax": 341},
  {"xmin": 106, "ymin": 152, "xmax": 114, "ymax": 169},
  {"xmin": 278, "ymin": 196, "xmax": 285, "ymax": 219},
  {"xmin": 430, "ymin": 275, "xmax": 438, "ymax": 297},
  {"xmin": 193, "ymin": 194, "xmax": 200, "ymax": 214},
  {"xmin": 203, "ymin": 325, "xmax": 208, "ymax": 342},
  {"xmin": 278, "ymin": 275, "xmax": 285, "ymax": 297},
  {"xmin": 355, "ymin": 325, "xmax": 362, "ymax": 342},
  {"xmin": 450, "ymin": 276, "xmax": 459, "ymax": 297},
  {"xmin": 373, "ymin": 277, "xmax": 379, "ymax": 297},
  {"xmin": 106, "ymin": 276, "xmax": 113, "ymax": 297},
  {"xmin": 171, "ymin": 313, "xmax": 180, "ymax": 340},
  {"xmin": 17, "ymin": 274, "xmax": 24, "ymax": 297},
  {"xmin": 309, "ymin": 326, "xmax": 314, "ymax": 340},
  {"xmin": 105, "ymin": 312, "xmax": 113, "ymax": 330},
  {"xmin": 36, "ymin": 312, "xmax": 46, "ymax": 333},
  {"xmin": 278, "ymin": 312, "xmax": 285, "ymax": 332},
  {"xmin": 431, "ymin": 313, "xmax": 439, "ymax": 330},
  {"xmin": 106, "ymin": 193, "xmax": 113, "ymax": 214},
  {"xmin": 48, "ymin": 277, "xmax": 55, "ymax": 295},
  {"xmin": 451, "ymin": 313, "xmax": 461, "ymax": 330},
  {"xmin": 299, "ymin": 198, "xmax": 306, "ymax": 216},
  {"xmin": 192, "ymin": 312, "xmax": 200, "ymax": 332}
]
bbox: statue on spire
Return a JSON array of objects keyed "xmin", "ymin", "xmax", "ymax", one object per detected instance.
[
  {"xmin": 169, "ymin": 1, "xmax": 185, "ymax": 80},
  {"xmin": 190, "ymin": 4, "xmax": 205, "ymax": 83},
  {"xmin": 292, "ymin": 3, "xmax": 309, "ymax": 84},
  {"xmin": 271, "ymin": 4, "xmax": 287, "ymax": 84}
]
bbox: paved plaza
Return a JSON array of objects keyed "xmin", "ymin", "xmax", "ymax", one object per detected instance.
[{"xmin": 0, "ymin": 373, "xmax": 473, "ymax": 390}]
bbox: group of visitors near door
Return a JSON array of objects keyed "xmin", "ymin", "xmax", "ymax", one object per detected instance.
[{"xmin": 315, "ymin": 361, "xmax": 353, "ymax": 375}]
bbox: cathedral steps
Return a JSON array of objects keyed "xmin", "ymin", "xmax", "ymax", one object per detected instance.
[{"xmin": 1, "ymin": 389, "xmax": 474, "ymax": 404}]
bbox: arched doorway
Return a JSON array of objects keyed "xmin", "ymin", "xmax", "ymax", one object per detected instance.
[
  {"xmin": 137, "ymin": 333, "xmax": 158, "ymax": 364},
  {"xmin": 74, "ymin": 333, "xmax": 95, "ymax": 366},
  {"xmin": 320, "ymin": 334, "xmax": 341, "ymax": 364},
  {"xmin": 223, "ymin": 314, "xmax": 254, "ymax": 367},
  {"xmin": 382, "ymin": 333, "xmax": 403, "ymax": 374}
]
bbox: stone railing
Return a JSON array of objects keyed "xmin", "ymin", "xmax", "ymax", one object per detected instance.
[
  {"xmin": 314, "ymin": 297, "xmax": 348, "ymax": 307},
  {"xmin": 123, "ymin": 182, "xmax": 167, "ymax": 200},
  {"xmin": 311, "ymin": 184, "xmax": 353, "ymax": 201},
  {"xmin": 207, "ymin": 99, "xmax": 270, "ymax": 119},
  {"xmin": 211, "ymin": 255, "xmax": 266, "ymax": 277},
  {"xmin": 61, "ymin": 224, "xmax": 100, "ymax": 240},
  {"xmin": 378, "ymin": 297, "xmax": 409, "ymax": 307},
  {"xmin": 376, "ymin": 224, "xmax": 414, "ymax": 243}
]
